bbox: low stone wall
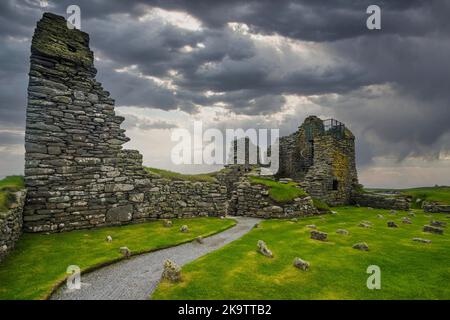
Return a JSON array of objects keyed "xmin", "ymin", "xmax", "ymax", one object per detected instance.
[
  {"xmin": 352, "ymin": 192, "xmax": 411, "ymax": 211},
  {"xmin": 132, "ymin": 175, "xmax": 228, "ymax": 222},
  {"xmin": 0, "ymin": 191, "xmax": 26, "ymax": 263},
  {"xmin": 422, "ymin": 201, "xmax": 450, "ymax": 213},
  {"xmin": 231, "ymin": 178, "xmax": 318, "ymax": 218}
]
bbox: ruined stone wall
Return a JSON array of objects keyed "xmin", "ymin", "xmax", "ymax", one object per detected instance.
[
  {"xmin": 277, "ymin": 116, "xmax": 358, "ymax": 206},
  {"xmin": 422, "ymin": 201, "xmax": 450, "ymax": 213},
  {"xmin": 0, "ymin": 191, "xmax": 26, "ymax": 262},
  {"xmin": 23, "ymin": 13, "xmax": 227, "ymax": 233},
  {"xmin": 303, "ymin": 132, "xmax": 358, "ymax": 206},
  {"xmin": 231, "ymin": 177, "xmax": 318, "ymax": 218},
  {"xmin": 351, "ymin": 192, "xmax": 411, "ymax": 211}
]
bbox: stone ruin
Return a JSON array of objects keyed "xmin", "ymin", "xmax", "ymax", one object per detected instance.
[
  {"xmin": 278, "ymin": 116, "xmax": 358, "ymax": 206},
  {"xmin": 23, "ymin": 13, "xmax": 227, "ymax": 233},
  {"xmin": 17, "ymin": 13, "xmax": 410, "ymax": 235}
]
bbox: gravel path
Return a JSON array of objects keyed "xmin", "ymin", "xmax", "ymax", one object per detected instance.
[{"xmin": 50, "ymin": 216, "xmax": 260, "ymax": 300}]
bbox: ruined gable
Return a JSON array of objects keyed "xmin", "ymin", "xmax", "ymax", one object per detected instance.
[{"xmin": 24, "ymin": 13, "xmax": 150, "ymax": 232}]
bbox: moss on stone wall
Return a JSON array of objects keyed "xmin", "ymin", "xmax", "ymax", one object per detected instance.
[{"xmin": 32, "ymin": 13, "xmax": 93, "ymax": 68}]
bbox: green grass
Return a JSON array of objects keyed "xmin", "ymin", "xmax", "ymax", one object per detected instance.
[
  {"xmin": 367, "ymin": 186, "xmax": 450, "ymax": 208},
  {"xmin": 153, "ymin": 207, "xmax": 450, "ymax": 300},
  {"xmin": 144, "ymin": 167, "xmax": 217, "ymax": 183},
  {"xmin": 0, "ymin": 176, "xmax": 24, "ymax": 212},
  {"xmin": 312, "ymin": 198, "xmax": 331, "ymax": 213},
  {"xmin": 249, "ymin": 177, "xmax": 307, "ymax": 203},
  {"xmin": 0, "ymin": 217, "xmax": 235, "ymax": 300}
]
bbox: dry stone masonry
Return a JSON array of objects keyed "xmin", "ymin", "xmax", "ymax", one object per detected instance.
[
  {"xmin": 0, "ymin": 191, "xmax": 26, "ymax": 263},
  {"xmin": 23, "ymin": 13, "xmax": 227, "ymax": 233}
]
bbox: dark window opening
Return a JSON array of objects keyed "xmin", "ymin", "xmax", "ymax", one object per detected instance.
[
  {"xmin": 332, "ymin": 178, "xmax": 339, "ymax": 191},
  {"xmin": 67, "ymin": 44, "xmax": 77, "ymax": 52}
]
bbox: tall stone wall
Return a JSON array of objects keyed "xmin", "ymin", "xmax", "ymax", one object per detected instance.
[
  {"xmin": 23, "ymin": 13, "xmax": 150, "ymax": 232},
  {"xmin": 23, "ymin": 13, "xmax": 227, "ymax": 233}
]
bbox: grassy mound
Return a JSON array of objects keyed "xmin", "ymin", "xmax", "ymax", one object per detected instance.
[
  {"xmin": 144, "ymin": 167, "xmax": 217, "ymax": 183},
  {"xmin": 0, "ymin": 176, "xmax": 24, "ymax": 212},
  {"xmin": 0, "ymin": 217, "xmax": 235, "ymax": 300},
  {"xmin": 153, "ymin": 207, "xmax": 450, "ymax": 300},
  {"xmin": 249, "ymin": 177, "xmax": 307, "ymax": 203}
]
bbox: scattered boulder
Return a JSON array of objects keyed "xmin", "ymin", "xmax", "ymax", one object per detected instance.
[
  {"xmin": 119, "ymin": 246, "xmax": 131, "ymax": 258},
  {"xmin": 359, "ymin": 222, "xmax": 371, "ymax": 228},
  {"xmin": 291, "ymin": 218, "xmax": 298, "ymax": 222},
  {"xmin": 106, "ymin": 235, "xmax": 112, "ymax": 242},
  {"xmin": 423, "ymin": 225, "xmax": 444, "ymax": 235},
  {"xmin": 310, "ymin": 230, "xmax": 327, "ymax": 241},
  {"xmin": 306, "ymin": 224, "xmax": 317, "ymax": 229},
  {"xmin": 254, "ymin": 223, "xmax": 260, "ymax": 228},
  {"xmin": 390, "ymin": 210, "xmax": 397, "ymax": 215},
  {"xmin": 293, "ymin": 257, "xmax": 310, "ymax": 271},
  {"xmin": 163, "ymin": 220, "xmax": 172, "ymax": 227},
  {"xmin": 412, "ymin": 237, "xmax": 432, "ymax": 244},
  {"xmin": 402, "ymin": 217, "xmax": 412, "ymax": 224},
  {"xmin": 331, "ymin": 211, "xmax": 338, "ymax": 215},
  {"xmin": 408, "ymin": 212, "xmax": 416, "ymax": 217},
  {"xmin": 430, "ymin": 220, "xmax": 446, "ymax": 228},
  {"xmin": 220, "ymin": 216, "xmax": 225, "ymax": 219},
  {"xmin": 352, "ymin": 242, "xmax": 369, "ymax": 251},
  {"xmin": 257, "ymin": 240, "xmax": 273, "ymax": 258},
  {"xmin": 336, "ymin": 229, "xmax": 349, "ymax": 235},
  {"xmin": 377, "ymin": 214, "xmax": 384, "ymax": 219},
  {"xmin": 161, "ymin": 259, "xmax": 181, "ymax": 282},
  {"xmin": 195, "ymin": 236, "xmax": 204, "ymax": 244},
  {"xmin": 180, "ymin": 225, "xmax": 189, "ymax": 233},
  {"xmin": 387, "ymin": 221, "xmax": 398, "ymax": 228}
]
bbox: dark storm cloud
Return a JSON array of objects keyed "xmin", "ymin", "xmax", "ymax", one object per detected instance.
[{"xmin": 0, "ymin": 0, "xmax": 449, "ymax": 170}]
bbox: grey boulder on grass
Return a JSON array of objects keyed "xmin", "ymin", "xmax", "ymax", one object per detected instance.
[
  {"xmin": 257, "ymin": 240, "xmax": 273, "ymax": 258},
  {"xmin": 352, "ymin": 242, "xmax": 369, "ymax": 251},
  {"xmin": 119, "ymin": 246, "xmax": 131, "ymax": 258},
  {"xmin": 163, "ymin": 220, "xmax": 173, "ymax": 227},
  {"xmin": 310, "ymin": 230, "xmax": 327, "ymax": 241},
  {"xmin": 293, "ymin": 257, "xmax": 310, "ymax": 271},
  {"xmin": 423, "ymin": 225, "xmax": 443, "ymax": 235},
  {"xmin": 180, "ymin": 225, "xmax": 189, "ymax": 233},
  {"xmin": 162, "ymin": 259, "xmax": 182, "ymax": 282}
]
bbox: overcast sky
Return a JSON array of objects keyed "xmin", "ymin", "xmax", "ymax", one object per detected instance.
[{"xmin": 0, "ymin": 0, "xmax": 449, "ymax": 188}]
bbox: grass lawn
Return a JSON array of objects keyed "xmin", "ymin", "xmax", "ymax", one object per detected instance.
[
  {"xmin": 144, "ymin": 167, "xmax": 217, "ymax": 183},
  {"xmin": 0, "ymin": 176, "xmax": 25, "ymax": 212},
  {"xmin": 0, "ymin": 217, "xmax": 235, "ymax": 300},
  {"xmin": 153, "ymin": 207, "xmax": 450, "ymax": 299},
  {"xmin": 249, "ymin": 176, "xmax": 307, "ymax": 203}
]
